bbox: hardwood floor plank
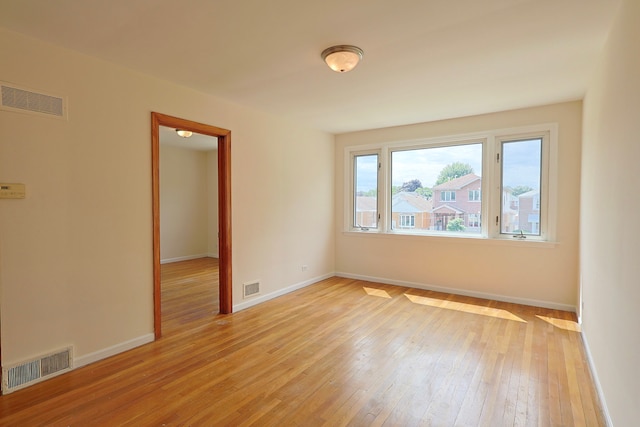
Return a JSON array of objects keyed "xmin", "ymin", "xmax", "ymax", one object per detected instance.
[
  {"xmin": 0, "ymin": 259, "xmax": 606, "ymax": 426},
  {"xmin": 512, "ymin": 321, "xmax": 534, "ymax": 426}
]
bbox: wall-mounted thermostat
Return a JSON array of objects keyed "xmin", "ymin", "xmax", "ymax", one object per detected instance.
[{"xmin": 0, "ymin": 183, "xmax": 26, "ymax": 199}]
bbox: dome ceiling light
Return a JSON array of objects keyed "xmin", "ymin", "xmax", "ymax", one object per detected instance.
[
  {"xmin": 175, "ymin": 129, "xmax": 193, "ymax": 138},
  {"xmin": 321, "ymin": 45, "xmax": 364, "ymax": 73}
]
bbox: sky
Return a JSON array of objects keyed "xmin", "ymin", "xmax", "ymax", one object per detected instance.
[
  {"xmin": 356, "ymin": 138, "xmax": 541, "ymax": 192},
  {"xmin": 392, "ymin": 143, "xmax": 483, "ymax": 188},
  {"xmin": 501, "ymin": 138, "xmax": 542, "ymax": 190}
]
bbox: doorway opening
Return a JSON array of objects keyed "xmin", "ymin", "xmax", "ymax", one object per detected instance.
[{"xmin": 151, "ymin": 112, "xmax": 232, "ymax": 340}]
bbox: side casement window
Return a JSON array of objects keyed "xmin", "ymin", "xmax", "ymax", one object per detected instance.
[
  {"xmin": 497, "ymin": 133, "xmax": 549, "ymax": 239},
  {"xmin": 353, "ymin": 152, "xmax": 379, "ymax": 230}
]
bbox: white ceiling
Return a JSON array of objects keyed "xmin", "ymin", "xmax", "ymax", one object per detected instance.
[
  {"xmin": 160, "ymin": 126, "xmax": 218, "ymax": 151},
  {"xmin": 0, "ymin": 0, "xmax": 621, "ymax": 134}
]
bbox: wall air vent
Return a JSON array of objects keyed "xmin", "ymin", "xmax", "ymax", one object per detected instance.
[
  {"xmin": 243, "ymin": 281, "xmax": 260, "ymax": 298},
  {"xmin": 2, "ymin": 347, "xmax": 73, "ymax": 394},
  {"xmin": 1, "ymin": 81, "xmax": 67, "ymax": 119}
]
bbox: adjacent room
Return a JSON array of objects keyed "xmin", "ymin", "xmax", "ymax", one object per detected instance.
[
  {"xmin": 0, "ymin": 0, "xmax": 637, "ymax": 425},
  {"xmin": 158, "ymin": 126, "xmax": 220, "ymax": 334}
]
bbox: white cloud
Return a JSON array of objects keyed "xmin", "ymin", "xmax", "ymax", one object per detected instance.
[{"xmin": 392, "ymin": 143, "xmax": 483, "ymax": 187}]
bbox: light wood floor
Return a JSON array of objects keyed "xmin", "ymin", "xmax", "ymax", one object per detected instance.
[
  {"xmin": 160, "ymin": 257, "xmax": 220, "ymax": 336},
  {"xmin": 0, "ymin": 258, "xmax": 605, "ymax": 426}
]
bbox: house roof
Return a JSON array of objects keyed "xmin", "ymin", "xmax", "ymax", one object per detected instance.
[
  {"xmin": 432, "ymin": 204, "xmax": 466, "ymax": 214},
  {"xmin": 518, "ymin": 190, "xmax": 540, "ymax": 198},
  {"xmin": 355, "ymin": 196, "xmax": 377, "ymax": 212},
  {"xmin": 391, "ymin": 192, "xmax": 432, "ymax": 213},
  {"xmin": 432, "ymin": 174, "xmax": 481, "ymax": 190},
  {"xmin": 0, "ymin": 1, "xmax": 621, "ymax": 134}
]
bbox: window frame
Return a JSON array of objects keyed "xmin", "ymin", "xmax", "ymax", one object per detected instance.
[
  {"xmin": 344, "ymin": 124, "xmax": 557, "ymax": 243},
  {"xmin": 493, "ymin": 131, "xmax": 552, "ymax": 241},
  {"xmin": 348, "ymin": 149, "xmax": 382, "ymax": 231},
  {"xmin": 399, "ymin": 214, "xmax": 415, "ymax": 228},
  {"xmin": 440, "ymin": 191, "xmax": 456, "ymax": 202},
  {"xmin": 388, "ymin": 138, "xmax": 484, "ymax": 237},
  {"xmin": 468, "ymin": 213, "xmax": 481, "ymax": 228}
]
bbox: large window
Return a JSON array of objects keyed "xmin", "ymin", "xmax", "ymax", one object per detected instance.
[
  {"xmin": 347, "ymin": 126, "xmax": 555, "ymax": 241},
  {"xmin": 391, "ymin": 142, "xmax": 483, "ymax": 234}
]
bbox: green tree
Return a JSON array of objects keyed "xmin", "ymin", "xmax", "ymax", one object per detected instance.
[
  {"xmin": 446, "ymin": 217, "xmax": 466, "ymax": 232},
  {"xmin": 511, "ymin": 185, "xmax": 533, "ymax": 197},
  {"xmin": 435, "ymin": 162, "xmax": 474, "ymax": 185},
  {"xmin": 415, "ymin": 187, "xmax": 432, "ymax": 199},
  {"xmin": 356, "ymin": 189, "xmax": 377, "ymax": 197}
]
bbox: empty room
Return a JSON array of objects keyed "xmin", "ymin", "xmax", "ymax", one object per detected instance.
[{"xmin": 0, "ymin": 0, "xmax": 637, "ymax": 425}]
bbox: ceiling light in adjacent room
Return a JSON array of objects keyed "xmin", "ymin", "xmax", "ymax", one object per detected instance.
[
  {"xmin": 176, "ymin": 129, "xmax": 193, "ymax": 138},
  {"xmin": 321, "ymin": 45, "xmax": 364, "ymax": 73}
]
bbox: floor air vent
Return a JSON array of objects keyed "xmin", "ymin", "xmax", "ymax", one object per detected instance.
[
  {"xmin": 1, "ymin": 82, "xmax": 67, "ymax": 119},
  {"xmin": 243, "ymin": 281, "xmax": 260, "ymax": 298},
  {"xmin": 2, "ymin": 347, "xmax": 73, "ymax": 394}
]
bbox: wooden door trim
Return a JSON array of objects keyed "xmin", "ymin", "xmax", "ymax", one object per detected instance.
[{"xmin": 151, "ymin": 112, "xmax": 232, "ymax": 340}]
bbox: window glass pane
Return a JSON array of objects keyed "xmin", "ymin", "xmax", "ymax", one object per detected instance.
[
  {"xmin": 501, "ymin": 138, "xmax": 542, "ymax": 235},
  {"xmin": 391, "ymin": 143, "xmax": 482, "ymax": 233},
  {"xmin": 354, "ymin": 154, "xmax": 378, "ymax": 228}
]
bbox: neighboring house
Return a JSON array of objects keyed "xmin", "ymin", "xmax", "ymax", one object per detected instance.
[
  {"xmin": 355, "ymin": 196, "xmax": 377, "ymax": 228},
  {"xmin": 501, "ymin": 188, "xmax": 519, "ymax": 233},
  {"xmin": 391, "ymin": 192, "xmax": 433, "ymax": 230},
  {"xmin": 518, "ymin": 190, "xmax": 540, "ymax": 233},
  {"xmin": 428, "ymin": 174, "xmax": 540, "ymax": 234},
  {"xmin": 431, "ymin": 174, "xmax": 482, "ymax": 231}
]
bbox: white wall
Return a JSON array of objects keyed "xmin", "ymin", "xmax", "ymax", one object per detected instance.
[
  {"xmin": 336, "ymin": 102, "xmax": 582, "ymax": 309},
  {"xmin": 581, "ymin": 0, "xmax": 639, "ymax": 424},
  {"xmin": 160, "ymin": 145, "xmax": 217, "ymax": 262},
  {"xmin": 0, "ymin": 28, "xmax": 335, "ymax": 367}
]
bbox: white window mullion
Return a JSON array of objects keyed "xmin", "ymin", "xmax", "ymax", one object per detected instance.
[
  {"xmin": 484, "ymin": 136, "xmax": 498, "ymax": 238},
  {"xmin": 379, "ymin": 147, "xmax": 389, "ymax": 232}
]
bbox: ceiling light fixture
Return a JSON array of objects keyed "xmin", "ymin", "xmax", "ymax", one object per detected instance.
[
  {"xmin": 176, "ymin": 129, "xmax": 193, "ymax": 138},
  {"xmin": 321, "ymin": 45, "xmax": 364, "ymax": 73}
]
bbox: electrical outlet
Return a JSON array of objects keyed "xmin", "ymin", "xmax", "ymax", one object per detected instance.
[{"xmin": 301, "ymin": 265, "xmax": 308, "ymax": 272}]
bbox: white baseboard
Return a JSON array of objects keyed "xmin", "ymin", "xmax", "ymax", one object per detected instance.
[
  {"xmin": 233, "ymin": 273, "xmax": 335, "ymax": 312},
  {"xmin": 207, "ymin": 252, "xmax": 219, "ymax": 259},
  {"xmin": 74, "ymin": 333, "xmax": 155, "ymax": 368},
  {"xmin": 581, "ymin": 332, "xmax": 613, "ymax": 427},
  {"xmin": 335, "ymin": 271, "xmax": 576, "ymax": 312},
  {"xmin": 160, "ymin": 254, "xmax": 209, "ymax": 264}
]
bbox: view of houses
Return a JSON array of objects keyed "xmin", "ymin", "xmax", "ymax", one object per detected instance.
[{"xmin": 356, "ymin": 173, "xmax": 540, "ymax": 234}]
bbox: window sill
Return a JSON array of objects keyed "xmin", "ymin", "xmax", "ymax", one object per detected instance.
[{"xmin": 341, "ymin": 230, "xmax": 558, "ymax": 248}]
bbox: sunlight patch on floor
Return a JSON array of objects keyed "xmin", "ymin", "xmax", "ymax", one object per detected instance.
[
  {"xmin": 363, "ymin": 287, "xmax": 392, "ymax": 299},
  {"xmin": 404, "ymin": 294, "xmax": 527, "ymax": 323},
  {"xmin": 536, "ymin": 315, "xmax": 581, "ymax": 332}
]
